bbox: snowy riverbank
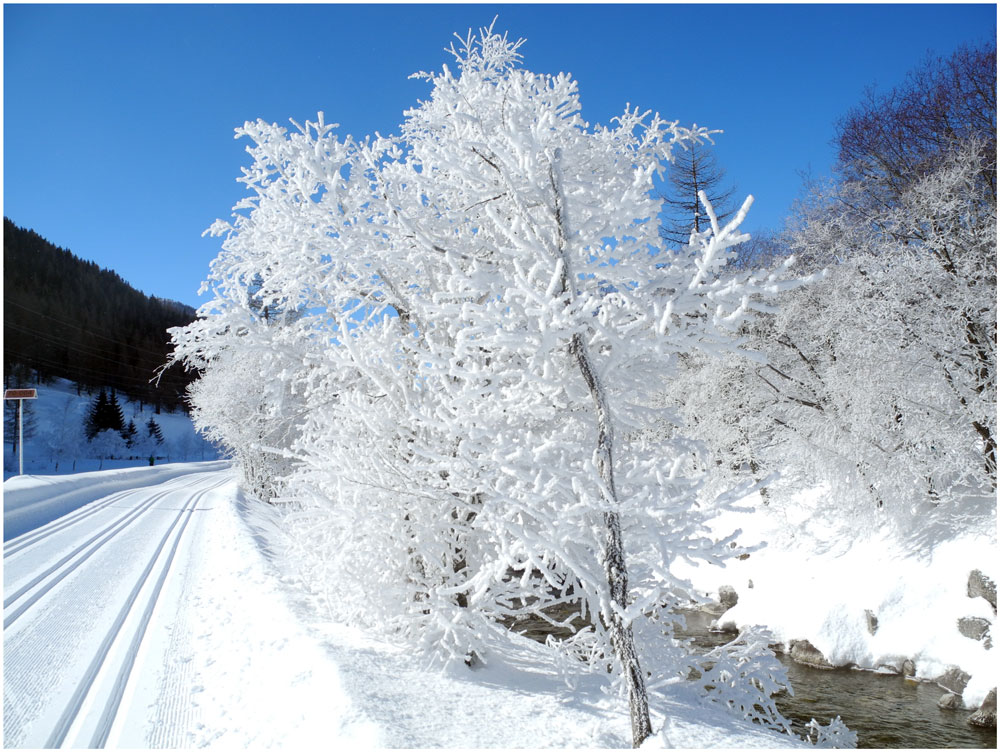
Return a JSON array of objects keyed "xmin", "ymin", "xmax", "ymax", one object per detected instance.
[{"xmin": 673, "ymin": 483, "xmax": 997, "ymax": 714}]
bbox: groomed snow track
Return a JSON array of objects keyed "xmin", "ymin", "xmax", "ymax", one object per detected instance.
[{"xmin": 3, "ymin": 468, "xmax": 232, "ymax": 748}]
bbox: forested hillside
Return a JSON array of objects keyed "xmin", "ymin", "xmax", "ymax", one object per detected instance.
[{"xmin": 3, "ymin": 218, "xmax": 196, "ymax": 411}]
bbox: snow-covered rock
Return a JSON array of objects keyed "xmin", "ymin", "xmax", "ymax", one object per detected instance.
[
  {"xmin": 967, "ymin": 569, "xmax": 997, "ymax": 613},
  {"xmin": 937, "ymin": 692, "xmax": 962, "ymax": 710},
  {"xmin": 718, "ymin": 584, "xmax": 739, "ymax": 609},
  {"xmin": 968, "ymin": 688, "xmax": 996, "ymax": 729},
  {"xmin": 957, "ymin": 616, "xmax": 991, "ymax": 646},
  {"xmin": 788, "ymin": 639, "xmax": 834, "ymax": 669},
  {"xmin": 934, "ymin": 666, "xmax": 971, "ymax": 696}
]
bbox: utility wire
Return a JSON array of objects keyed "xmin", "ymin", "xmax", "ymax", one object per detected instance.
[
  {"xmin": 4, "ymin": 322, "xmax": 166, "ymax": 369},
  {"xmin": 5, "ymin": 349, "xmax": 185, "ymax": 394},
  {"xmin": 4, "ymin": 299, "xmax": 182, "ymax": 359}
]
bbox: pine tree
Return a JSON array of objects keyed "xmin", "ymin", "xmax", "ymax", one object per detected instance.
[
  {"xmin": 146, "ymin": 416, "xmax": 164, "ymax": 444},
  {"xmin": 3, "ymin": 218, "xmax": 198, "ymax": 412},
  {"xmin": 85, "ymin": 388, "xmax": 126, "ymax": 441},
  {"xmin": 122, "ymin": 419, "xmax": 138, "ymax": 448},
  {"xmin": 107, "ymin": 389, "xmax": 125, "ymax": 434},
  {"xmin": 85, "ymin": 389, "xmax": 109, "ymax": 440}
]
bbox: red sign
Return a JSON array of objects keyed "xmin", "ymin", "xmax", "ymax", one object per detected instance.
[{"xmin": 4, "ymin": 389, "xmax": 38, "ymax": 400}]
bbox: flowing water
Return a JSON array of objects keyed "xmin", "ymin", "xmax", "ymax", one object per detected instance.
[{"xmin": 677, "ymin": 610, "xmax": 997, "ymax": 749}]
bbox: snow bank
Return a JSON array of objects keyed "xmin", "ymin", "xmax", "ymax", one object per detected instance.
[
  {"xmin": 113, "ymin": 479, "xmax": 380, "ymax": 748},
  {"xmin": 3, "ymin": 461, "xmax": 230, "ymax": 540},
  {"xmin": 674, "ymin": 485, "xmax": 997, "ymax": 709}
]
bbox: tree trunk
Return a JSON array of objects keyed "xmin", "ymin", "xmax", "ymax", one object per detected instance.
[
  {"xmin": 547, "ymin": 152, "xmax": 652, "ymax": 747},
  {"xmin": 972, "ymin": 419, "xmax": 997, "ymax": 488},
  {"xmin": 571, "ymin": 333, "xmax": 652, "ymax": 748}
]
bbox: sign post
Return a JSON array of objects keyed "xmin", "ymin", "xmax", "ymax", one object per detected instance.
[{"xmin": 4, "ymin": 389, "xmax": 38, "ymax": 475}]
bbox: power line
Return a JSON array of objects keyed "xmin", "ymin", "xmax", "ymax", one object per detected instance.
[
  {"xmin": 5, "ymin": 349, "xmax": 186, "ymax": 395},
  {"xmin": 4, "ymin": 299, "xmax": 184, "ymax": 359},
  {"xmin": 4, "ymin": 322, "xmax": 166, "ymax": 370}
]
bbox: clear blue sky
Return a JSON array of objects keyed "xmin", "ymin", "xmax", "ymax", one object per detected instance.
[{"xmin": 4, "ymin": 4, "xmax": 995, "ymax": 308}]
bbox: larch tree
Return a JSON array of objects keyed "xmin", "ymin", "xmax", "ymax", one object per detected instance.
[{"xmin": 659, "ymin": 140, "xmax": 737, "ymax": 247}]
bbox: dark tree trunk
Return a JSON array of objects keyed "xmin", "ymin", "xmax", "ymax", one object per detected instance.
[
  {"xmin": 572, "ymin": 337, "xmax": 653, "ymax": 748},
  {"xmin": 548, "ymin": 153, "xmax": 652, "ymax": 747}
]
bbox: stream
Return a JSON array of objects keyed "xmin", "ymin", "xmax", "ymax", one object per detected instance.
[{"xmin": 677, "ymin": 610, "xmax": 997, "ymax": 748}]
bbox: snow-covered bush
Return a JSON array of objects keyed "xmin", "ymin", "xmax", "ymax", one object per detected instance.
[
  {"xmin": 172, "ymin": 22, "xmax": 800, "ymax": 745},
  {"xmin": 89, "ymin": 429, "xmax": 128, "ymax": 465},
  {"xmin": 806, "ymin": 715, "xmax": 858, "ymax": 749},
  {"xmin": 694, "ymin": 627, "xmax": 794, "ymax": 737}
]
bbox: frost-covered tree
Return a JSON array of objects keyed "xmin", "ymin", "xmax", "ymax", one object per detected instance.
[
  {"xmin": 172, "ymin": 307, "xmax": 303, "ymax": 497},
  {"xmin": 836, "ymin": 41, "xmax": 995, "ymax": 207},
  {"xmin": 827, "ymin": 43, "xmax": 996, "ymax": 491},
  {"xmin": 90, "ymin": 428, "xmax": 127, "ymax": 469},
  {"xmin": 172, "ymin": 24, "xmax": 797, "ymax": 746},
  {"xmin": 674, "ymin": 43, "xmax": 996, "ymax": 538},
  {"xmin": 678, "ymin": 137, "xmax": 995, "ymax": 546},
  {"xmin": 791, "ymin": 138, "xmax": 995, "ymax": 495}
]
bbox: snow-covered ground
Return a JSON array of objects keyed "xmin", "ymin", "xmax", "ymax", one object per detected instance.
[
  {"xmin": 5, "ymin": 436, "xmax": 992, "ymax": 746},
  {"xmin": 673, "ymin": 483, "xmax": 997, "ymax": 711},
  {"xmin": 3, "ymin": 464, "xmax": 811, "ymax": 748},
  {"xmin": 3, "ymin": 377, "xmax": 218, "ymax": 481}
]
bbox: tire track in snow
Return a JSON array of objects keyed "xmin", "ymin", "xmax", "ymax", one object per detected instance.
[{"xmin": 44, "ymin": 475, "xmax": 229, "ymax": 748}]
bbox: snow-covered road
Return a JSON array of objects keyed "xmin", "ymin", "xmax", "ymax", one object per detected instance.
[{"xmin": 3, "ymin": 469, "xmax": 234, "ymax": 747}]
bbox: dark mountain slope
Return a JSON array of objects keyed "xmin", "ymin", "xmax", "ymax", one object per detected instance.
[{"xmin": 4, "ymin": 218, "xmax": 196, "ymax": 411}]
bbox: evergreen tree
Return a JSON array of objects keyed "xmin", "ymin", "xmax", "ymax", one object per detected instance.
[
  {"xmin": 3, "ymin": 218, "xmax": 198, "ymax": 411},
  {"xmin": 85, "ymin": 389, "xmax": 109, "ymax": 440},
  {"xmin": 107, "ymin": 390, "xmax": 125, "ymax": 433},
  {"xmin": 122, "ymin": 419, "xmax": 138, "ymax": 448},
  {"xmin": 85, "ymin": 388, "xmax": 126, "ymax": 440},
  {"xmin": 146, "ymin": 416, "xmax": 164, "ymax": 444}
]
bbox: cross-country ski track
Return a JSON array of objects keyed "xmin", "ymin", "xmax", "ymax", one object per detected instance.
[{"xmin": 3, "ymin": 467, "xmax": 232, "ymax": 747}]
